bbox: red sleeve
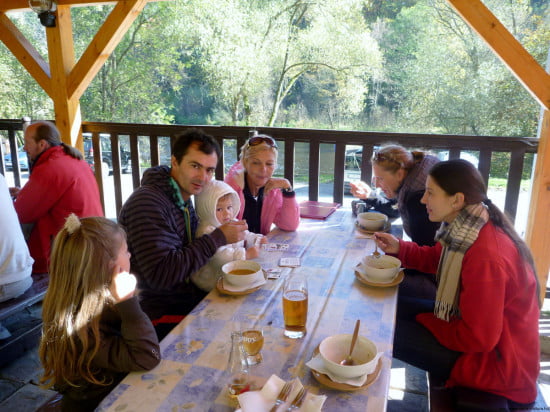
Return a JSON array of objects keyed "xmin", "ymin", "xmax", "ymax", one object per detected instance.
[{"xmin": 398, "ymin": 239, "xmax": 442, "ymax": 274}]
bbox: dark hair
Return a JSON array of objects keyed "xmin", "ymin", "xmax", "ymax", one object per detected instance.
[
  {"xmin": 429, "ymin": 159, "xmax": 538, "ymax": 291},
  {"xmin": 30, "ymin": 121, "xmax": 83, "ymax": 160},
  {"xmin": 171, "ymin": 128, "xmax": 221, "ymax": 163}
]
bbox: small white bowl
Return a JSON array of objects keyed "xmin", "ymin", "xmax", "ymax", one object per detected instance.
[
  {"xmin": 360, "ymin": 255, "xmax": 401, "ymax": 283},
  {"xmin": 222, "ymin": 260, "xmax": 263, "ymax": 287},
  {"xmin": 357, "ymin": 212, "xmax": 388, "ymax": 232},
  {"xmin": 319, "ymin": 334, "xmax": 379, "ymax": 378}
]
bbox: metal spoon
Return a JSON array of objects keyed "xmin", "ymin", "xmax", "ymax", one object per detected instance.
[
  {"xmin": 372, "ymin": 236, "xmax": 381, "ymax": 258},
  {"xmin": 340, "ymin": 319, "xmax": 360, "ymax": 365}
]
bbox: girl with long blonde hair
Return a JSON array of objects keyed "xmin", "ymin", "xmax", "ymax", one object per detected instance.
[{"xmin": 39, "ymin": 214, "xmax": 160, "ymax": 411}]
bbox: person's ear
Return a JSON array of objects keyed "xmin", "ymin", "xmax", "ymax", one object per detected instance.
[
  {"xmin": 453, "ymin": 193, "xmax": 465, "ymax": 209},
  {"xmin": 171, "ymin": 155, "xmax": 178, "ymax": 168},
  {"xmin": 38, "ymin": 139, "xmax": 49, "ymax": 151}
]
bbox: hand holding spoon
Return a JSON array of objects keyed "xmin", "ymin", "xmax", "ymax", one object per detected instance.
[{"xmin": 340, "ymin": 319, "xmax": 360, "ymax": 365}]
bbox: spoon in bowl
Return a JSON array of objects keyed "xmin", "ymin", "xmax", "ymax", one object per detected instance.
[{"xmin": 340, "ymin": 319, "xmax": 360, "ymax": 365}]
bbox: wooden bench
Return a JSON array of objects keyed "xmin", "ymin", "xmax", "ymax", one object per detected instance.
[
  {"xmin": 0, "ymin": 272, "xmax": 49, "ymax": 368},
  {"xmin": 427, "ymin": 373, "xmax": 541, "ymax": 412}
]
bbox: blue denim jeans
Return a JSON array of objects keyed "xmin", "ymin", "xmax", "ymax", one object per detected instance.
[{"xmin": 393, "ymin": 296, "xmax": 461, "ymax": 381}]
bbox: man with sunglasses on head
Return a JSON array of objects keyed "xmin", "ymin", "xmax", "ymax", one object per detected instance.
[
  {"xmin": 225, "ymin": 134, "xmax": 300, "ymax": 235},
  {"xmin": 119, "ymin": 128, "xmax": 248, "ymax": 339}
]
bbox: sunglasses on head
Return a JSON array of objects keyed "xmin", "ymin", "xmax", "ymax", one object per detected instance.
[{"xmin": 247, "ymin": 135, "xmax": 278, "ymax": 148}]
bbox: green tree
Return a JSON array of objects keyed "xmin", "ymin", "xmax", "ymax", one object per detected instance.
[
  {"xmin": 75, "ymin": 3, "xmax": 181, "ymax": 123},
  {"xmin": 173, "ymin": 0, "xmax": 382, "ymax": 127}
]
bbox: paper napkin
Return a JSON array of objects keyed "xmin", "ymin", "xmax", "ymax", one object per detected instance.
[{"xmin": 236, "ymin": 374, "xmax": 326, "ymax": 412}]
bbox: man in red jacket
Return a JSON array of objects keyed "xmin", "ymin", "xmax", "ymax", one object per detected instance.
[{"xmin": 11, "ymin": 121, "xmax": 104, "ymax": 273}]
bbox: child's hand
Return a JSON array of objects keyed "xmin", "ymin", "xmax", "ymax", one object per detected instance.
[
  {"xmin": 110, "ymin": 271, "xmax": 137, "ymax": 302},
  {"xmin": 258, "ymin": 236, "xmax": 268, "ymax": 245},
  {"xmin": 246, "ymin": 246, "xmax": 260, "ymax": 260}
]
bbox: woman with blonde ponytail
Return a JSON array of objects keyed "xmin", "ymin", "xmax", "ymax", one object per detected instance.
[{"xmin": 39, "ymin": 214, "xmax": 160, "ymax": 411}]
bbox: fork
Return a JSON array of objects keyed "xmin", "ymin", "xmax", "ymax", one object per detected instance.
[
  {"xmin": 285, "ymin": 387, "xmax": 307, "ymax": 411},
  {"xmin": 269, "ymin": 381, "xmax": 292, "ymax": 412}
]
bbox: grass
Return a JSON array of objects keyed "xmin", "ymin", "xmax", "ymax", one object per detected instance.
[{"xmin": 488, "ymin": 178, "xmax": 531, "ymax": 191}]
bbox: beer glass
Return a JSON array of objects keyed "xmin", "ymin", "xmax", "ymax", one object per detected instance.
[
  {"xmin": 241, "ymin": 328, "xmax": 264, "ymax": 365},
  {"xmin": 282, "ymin": 272, "xmax": 308, "ymax": 338}
]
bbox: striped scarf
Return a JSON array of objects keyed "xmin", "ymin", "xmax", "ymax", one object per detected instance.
[{"xmin": 433, "ymin": 203, "xmax": 489, "ymax": 321}]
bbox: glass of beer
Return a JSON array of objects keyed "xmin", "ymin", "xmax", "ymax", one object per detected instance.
[
  {"xmin": 241, "ymin": 328, "xmax": 264, "ymax": 365},
  {"xmin": 282, "ymin": 273, "xmax": 308, "ymax": 338}
]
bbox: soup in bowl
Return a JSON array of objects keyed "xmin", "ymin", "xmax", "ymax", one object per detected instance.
[
  {"xmin": 359, "ymin": 254, "xmax": 401, "ymax": 283},
  {"xmin": 357, "ymin": 212, "xmax": 388, "ymax": 232},
  {"xmin": 222, "ymin": 260, "xmax": 263, "ymax": 287}
]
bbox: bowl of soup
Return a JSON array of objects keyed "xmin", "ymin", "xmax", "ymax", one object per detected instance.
[
  {"xmin": 222, "ymin": 260, "xmax": 263, "ymax": 287},
  {"xmin": 357, "ymin": 212, "xmax": 388, "ymax": 232},
  {"xmin": 359, "ymin": 255, "xmax": 401, "ymax": 283}
]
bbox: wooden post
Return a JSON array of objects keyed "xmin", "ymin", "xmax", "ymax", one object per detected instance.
[
  {"xmin": 526, "ymin": 109, "xmax": 550, "ymax": 303},
  {"xmin": 45, "ymin": 5, "xmax": 83, "ymax": 150}
]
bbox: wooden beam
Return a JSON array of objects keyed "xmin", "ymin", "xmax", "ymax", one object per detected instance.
[
  {"xmin": 0, "ymin": 13, "xmax": 52, "ymax": 96},
  {"xmin": 46, "ymin": 4, "xmax": 83, "ymax": 149},
  {"xmin": 446, "ymin": 0, "xmax": 550, "ymax": 111},
  {"xmin": 68, "ymin": 0, "xmax": 148, "ymax": 100},
  {"xmin": 1, "ymin": 0, "xmax": 165, "ymax": 12},
  {"xmin": 525, "ymin": 108, "xmax": 550, "ymax": 304}
]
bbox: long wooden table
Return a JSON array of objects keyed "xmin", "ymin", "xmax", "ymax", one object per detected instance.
[{"xmin": 98, "ymin": 209, "xmax": 402, "ymax": 411}]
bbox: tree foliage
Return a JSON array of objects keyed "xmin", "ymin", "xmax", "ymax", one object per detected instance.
[{"xmin": 0, "ymin": 0, "xmax": 547, "ymax": 137}]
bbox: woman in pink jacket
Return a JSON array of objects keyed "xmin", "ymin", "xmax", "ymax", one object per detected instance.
[
  {"xmin": 225, "ymin": 134, "xmax": 299, "ymax": 235},
  {"xmin": 375, "ymin": 159, "xmax": 540, "ymax": 406}
]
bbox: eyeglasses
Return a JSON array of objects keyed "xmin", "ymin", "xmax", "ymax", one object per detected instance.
[
  {"xmin": 372, "ymin": 151, "xmax": 402, "ymax": 168},
  {"xmin": 247, "ymin": 135, "xmax": 278, "ymax": 148},
  {"xmin": 372, "ymin": 152, "xmax": 390, "ymax": 163}
]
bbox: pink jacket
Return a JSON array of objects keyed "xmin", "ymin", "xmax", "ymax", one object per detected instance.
[
  {"xmin": 398, "ymin": 222, "xmax": 540, "ymax": 403},
  {"xmin": 224, "ymin": 162, "xmax": 300, "ymax": 235},
  {"xmin": 14, "ymin": 145, "xmax": 104, "ymax": 273}
]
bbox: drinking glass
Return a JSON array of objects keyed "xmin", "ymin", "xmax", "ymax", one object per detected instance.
[
  {"xmin": 282, "ymin": 273, "xmax": 308, "ymax": 338},
  {"xmin": 241, "ymin": 328, "xmax": 264, "ymax": 365}
]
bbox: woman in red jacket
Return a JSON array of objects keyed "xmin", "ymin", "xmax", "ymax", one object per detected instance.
[{"xmin": 375, "ymin": 159, "xmax": 540, "ymax": 406}]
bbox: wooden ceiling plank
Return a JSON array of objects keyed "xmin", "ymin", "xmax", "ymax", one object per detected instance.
[
  {"xmin": 0, "ymin": 12, "xmax": 51, "ymax": 96},
  {"xmin": 446, "ymin": 0, "xmax": 550, "ymax": 111},
  {"xmin": 1, "ymin": 0, "xmax": 166, "ymax": 12},
  {"xmin": 67, "ymin": 0, "xmax": 148, "ymax": 100}
]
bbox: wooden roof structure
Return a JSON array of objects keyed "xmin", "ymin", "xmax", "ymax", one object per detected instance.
[{"xmin": 1, "ymin": 0, "xmax": 550, "ymax": 301}]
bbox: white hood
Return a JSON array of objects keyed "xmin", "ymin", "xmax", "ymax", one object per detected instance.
[{"xmin": 195, "ymin": 179, "xmax": 241, "ymax": 228}]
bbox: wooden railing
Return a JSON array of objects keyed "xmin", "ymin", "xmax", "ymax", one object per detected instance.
[{"xmin": 0, "ymin": 119, "xmax": 539, "ymax": 225}]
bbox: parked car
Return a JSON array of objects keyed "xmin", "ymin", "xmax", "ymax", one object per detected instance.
[
  {"xmin": 83, "ymin": 134, "xmax": 131, "ymax": 175},
  {"xmin": 3, "ymin": 149, "xmax": 29, "ymax": 171}
]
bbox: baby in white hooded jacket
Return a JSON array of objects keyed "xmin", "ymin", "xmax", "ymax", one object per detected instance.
[{"xmin": 192, "ymin": 180, "xmax": 266, "ymax": 291}]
